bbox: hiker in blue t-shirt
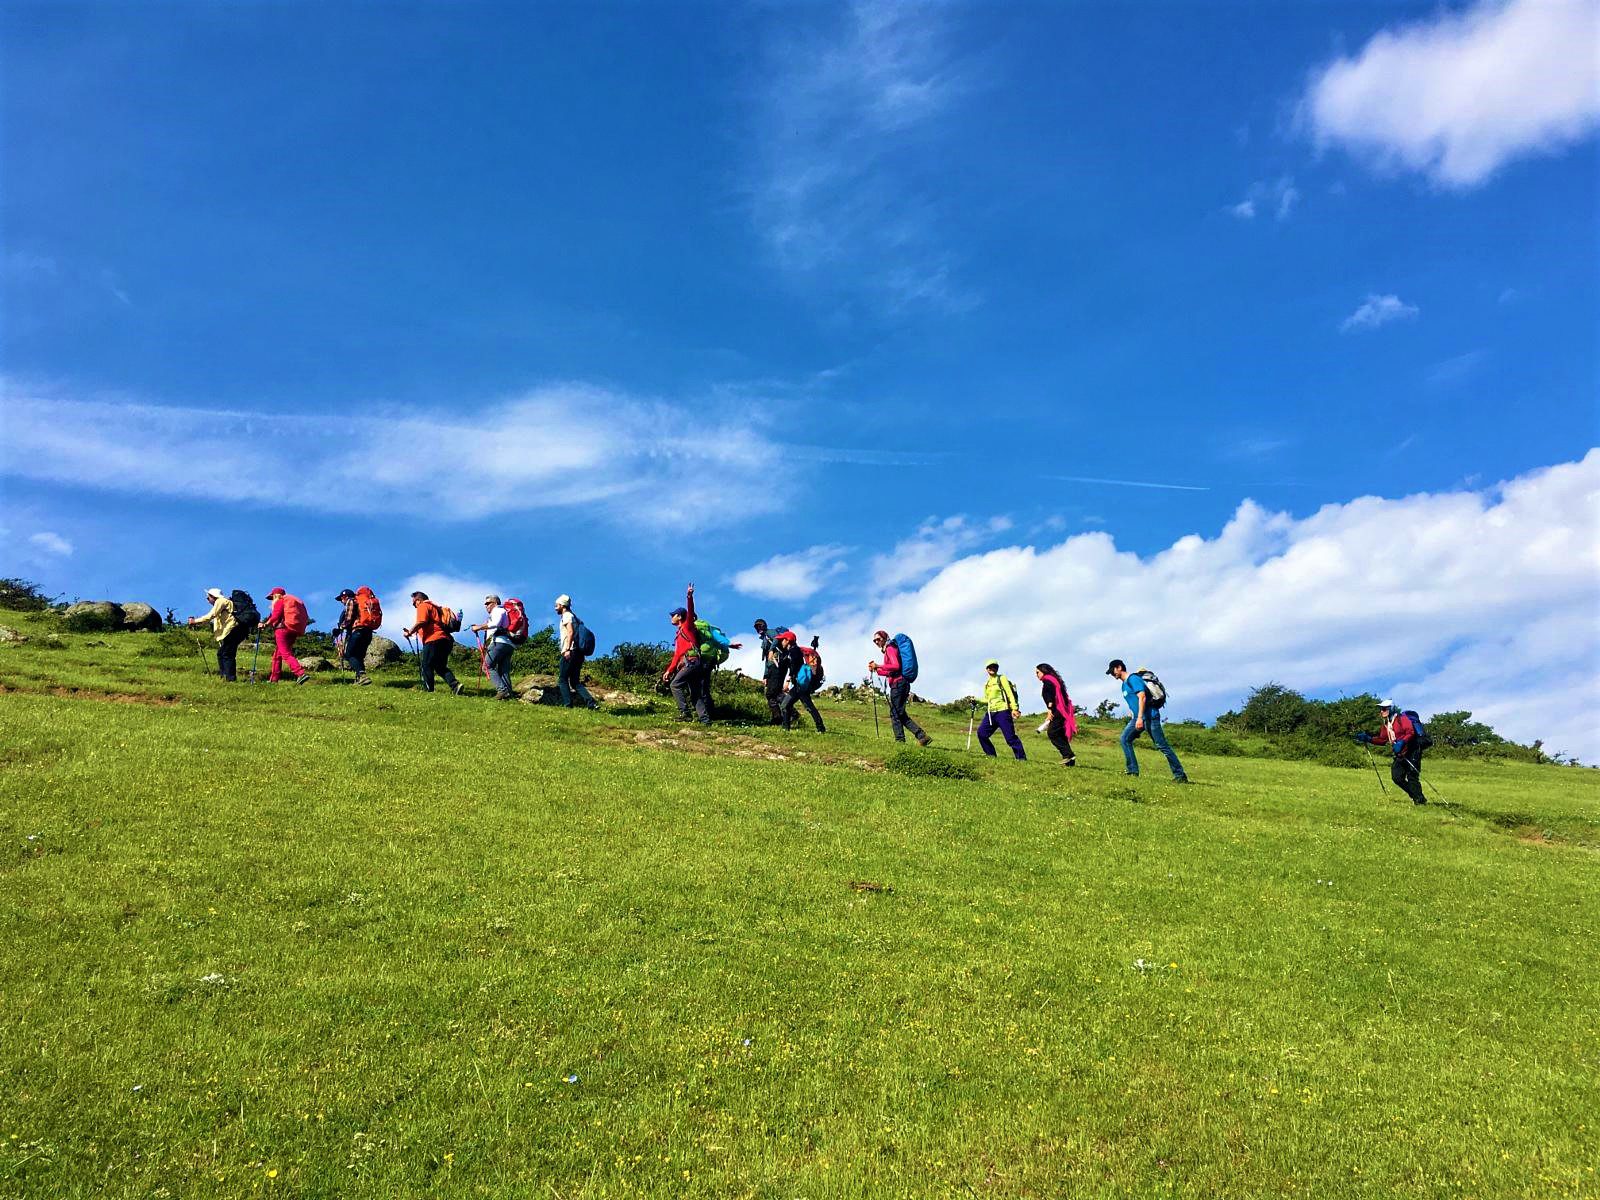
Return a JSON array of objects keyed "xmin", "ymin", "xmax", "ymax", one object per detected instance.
[{"xmin": 1107, "ymin": 659, "xmax": 1188, "ymax": 782}]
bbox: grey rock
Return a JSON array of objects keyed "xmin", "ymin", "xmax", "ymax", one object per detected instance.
[
  {"xmin": 63, "ymin": 601, "xmax": 124, "ymax": 632},
  {"xmin": 0, "ymin": 624, "xmax": 26, "ymax": 643},
  {"xmin": 364, "ymin": 636, "xmax": 401, "ymax": 671},
  {"xmin": 121, "ymin": 602, "xmax": 163, "ymax": 632},
  {"xmin": 297, "ymin": 655, "xmax": 335, "ymax": 673}
]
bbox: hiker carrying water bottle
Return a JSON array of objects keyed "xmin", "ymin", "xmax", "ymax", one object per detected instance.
[
  {"xmin": 186, "ymin": 587, "xmax": 245, "ymax": 682},
  {"xmin": 1355, "ymin": 699, "xmax": 1429, "ymax": 804},
  {"xmin": 470, "ymin": 594, "xmax": 515, "ymax": 701},
  {"xmin": 1107, "ymin": 659, "xmax": 1187, "ymax": 782},
  {"xmin": 261, "ymin": 587, "xmax": 311, "ymax": 685},
  {"xmin": 977, "ymin": 660, "xmax": 1027, "ymax": 760},
  {"xmin": 555, "ymin": 594, "xmax": 598, "ymax": 709},
  {"xmin": 404, "ymin": 591, "xmax": 463, "ymax": 695},
  {"xmin": 1035, "ymin": 663, "xmax": 1077, "ymax": 766},
  {"xmin": 870, "ymin": 630, "xmax": 931, "ymax": 746}
]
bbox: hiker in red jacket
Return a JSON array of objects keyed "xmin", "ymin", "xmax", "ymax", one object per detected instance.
[
  {"xmin": 261, "ymin": 587, "xmax": 310, "ymax": 685},
  {"xmin": 403, "ymin": 591, "xmax": 463, "ymax": 695},
  {"xmin": 661, "ymin": 583, "xmax": 711, "ymax": 724},
  {"xmin": 1356, "ymin": 699, "xmax": 1427, "ymax": 804}
]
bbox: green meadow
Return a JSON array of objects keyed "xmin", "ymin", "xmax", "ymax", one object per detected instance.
[{"xmin": 2, "ymin": 607, "xmax": 1596, "ymax": 1198}]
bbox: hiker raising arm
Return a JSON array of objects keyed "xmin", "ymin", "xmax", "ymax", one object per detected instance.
[{"xmin": 662, "ymin": 583, "xmax": 711, "ymax": 725}]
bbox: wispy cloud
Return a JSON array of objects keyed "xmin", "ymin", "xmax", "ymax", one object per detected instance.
[
  {"xmin": 0, "ymin": 378, "xmax": 788, "ymax": 531},
  {"xmin": 1302, "ymin": 0, "xmax": 1600, "ymax": 187},
  {"xmin": 1044, "ymin": 474, "xmax": 1209, "ymax": 492},
  {"xmin": 731, "ymin": 544, "xmax": 852, "ymax": 602},
  {"xmin": 1341, "ymin": 293, "xmax": 1418, "ymax": 333},
  {"xmin": 1425, "ymin": 349, "xmax": 1490, "ymax": 389},
  {"xmin": 750, "ymin": 0, "xmax": 977, "ymax": 313},
  {"xmin": 1228, "ymin": 176, "xmax": 1298, "ymax": 221},
  {"xmin": 869, "ymin": 514, "xmax": 1012, "ymax": 591},
  {"xmin": 27, "ymin": 531, "xmax": 73, "ymax": 557}
]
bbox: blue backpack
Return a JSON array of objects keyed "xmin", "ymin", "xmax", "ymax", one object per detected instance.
[
  {"xmin": 573, "ymin": 615, "xmax": 596, "ymax": 657},
  {"xmin": 892, "ymin": 633, "xmax": 918, "ymax": 683},
  {"xmin": 1402, "ymin": 710, "xmax": 1434, "ymax": 751}
]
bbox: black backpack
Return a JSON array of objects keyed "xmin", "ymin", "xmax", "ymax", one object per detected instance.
[
  {"xmin": 230, "ymin": 589, "xmax": 260, "ymax": 633},
  {"xmin": 574, "ymin": 616, "xmax": 596, "ymax": 656}
]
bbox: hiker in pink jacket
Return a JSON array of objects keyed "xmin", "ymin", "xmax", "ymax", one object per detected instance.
[
  {"xmin": 1035, "ymin": 663, "xmax": 1077, "ymax": 766},
  {"xmin": 262, "ymin": 586, "xmax": 311, "ymax": 685}
]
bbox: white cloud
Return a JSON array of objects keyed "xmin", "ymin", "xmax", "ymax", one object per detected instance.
[
  {"xmin": 750, "ymin": 0, "xmax": 977, "ymax": 312},
  {"xmin": 1341, "ymin": 293, "xmax": 1419, "ymax": 332},
  {"xmin": 1303, "ymin": 0, "xmax": 1600, "ymax": 187},
  {"xmin": 1228, "ymin": 177, "xmax": 1298, "ymax": 221},
  {"xmin": 731, "ymin": 544, "xmax": 851, "ymax": 601},
  {"xmin": 869, "ymin": 515, "xmax": 1013, "ymax": 591},
  {"xmin": 805, "ymin": 453, "xmax": 1600, "ymax": 760},
  {"xmin": 26, "ymin": 531, "xmax": 73, "ymax": 557},
  {"xmin": 0, "ymin": 378, "xmax": 785, "ymax": 531}
]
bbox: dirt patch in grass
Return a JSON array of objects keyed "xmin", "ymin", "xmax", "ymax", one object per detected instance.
[
  {"xmin": 600, "ymin": 724, "xmax": 884, "ymax": 772},
  {"xmin": 0, "ymin": 683, "xmax": 182, "ymax": 707}
]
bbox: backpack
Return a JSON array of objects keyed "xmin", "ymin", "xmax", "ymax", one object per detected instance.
[
  {"xmin": 1135, "ymin": 668, "xmax": 1167, "ymax": 708},
  {"xmin": 892, "ymin": 633, "xmax": 918, "ymax": 683},
  {"xmin": 229, "ymin": 589, "xmax": 260, "ymax": 633},
  {"xmin": 281, "ymin": 595, "xmax": 309, "ymax": 635},
  {"xmin": 438, "ymin": 606, "xmax": 462, "ymax": 634},
  {"xmin": 694, "ymin": 619, "xmax": 731, "ymax": 665},
  {"xmin": 354, "ymin": 586, "xmax": 382, "ymax": 630},
  {"xmin": 503, "ymin": 599, "xmax": 529, "ymax": 645},
  {"xmin": 573, "ymin": 616, "xmax": 597, "ymax": 657},
  {"xmin": 1402, "ymin": 710, "xmax": 1434, "ymax": 751},
  {"xmin": 805, "ymin": 651, "xmax": 825, "ymax": 689}
]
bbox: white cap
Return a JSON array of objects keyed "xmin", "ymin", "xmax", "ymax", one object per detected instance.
[
  {"xmin": 206, "ymin": 587, "xmax": 224, "ymax": 600},
  {"xmin": 555, "ymin": 594, "xmax": 572, "ymax": 608},
  {"xmin": 1379, "ymin": 698, "xmax": 1395, "ymax": 708}
]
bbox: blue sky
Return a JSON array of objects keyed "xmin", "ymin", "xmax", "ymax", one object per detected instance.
[{"xmin": 3, "ymin": 0, "xmax": 1598, "ymax": 754}]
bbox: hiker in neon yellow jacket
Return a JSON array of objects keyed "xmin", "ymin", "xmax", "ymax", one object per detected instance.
[{"xmin": 976, "ymin": 660, "xmax": 1027, "ymax": 760}]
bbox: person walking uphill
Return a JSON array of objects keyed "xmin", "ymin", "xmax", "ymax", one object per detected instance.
[
  {"xmin": 333, "ymin": 587, "xmax": 380, "ymax": 685},
  {"xmin": 1107, "ymin": 660, "xmax": 1186, "ymax": 782},
  {"xmin": 662, "ymin": 583, "xmax": 711, "ymax": 725},
  {"xmin": 470, "ymin": 594, "xmax": 515, "ymax": 701},
  {"xmin": 555, "ymin": 594, "xmax": 598, "ymax": 709},
  {"xmin": 977, "ymin": 660, "xmax": 1027, "ymax": 760},
  {"xmin": 870, "ymin": 630, "xmax": 932, "ymax": 746},
  {"xmin": 261, "ymin": 587, "xmax": 311, "ymax": 684},
  {"xmin": 186, "ymin": 588, "xmax": 247, "ymax": 681},
  {"xmin": 1035, "ymin": 663, "xmax": 1077, "ymax": 766},
  {"xmin": 404, "ymin": 591, "xmax": 463, "ymax": 695},
  {"xmin": 754, "ymin": 619, "xmax": 791, "ymax": 724},
  {"xmin": 780, "ymin": 636, "xmax": 827, "ymax": 733},
  {"xmin": 1356, "ymin": 699, "xmax": 1429, "ymax": 804}
]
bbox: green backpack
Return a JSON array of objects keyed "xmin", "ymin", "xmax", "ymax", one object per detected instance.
[{"xmin": 694, "ymin": 619, "xmax": 731, "ymax": 665}]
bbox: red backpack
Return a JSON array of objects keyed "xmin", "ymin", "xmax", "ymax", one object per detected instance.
[
  {"xmin": 281, "ymin": 594, "xmax": 309, "ymax": 635},
  {"xmin": 354, "ymin": 586, "xmax": 382, "ymax": 630},
  {"xmin": 503, "ymin": 598, "xmax": 529, "ymax": 645}
]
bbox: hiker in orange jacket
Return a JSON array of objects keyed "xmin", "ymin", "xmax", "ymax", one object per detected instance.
[
  {"xmin": 261, "ymin": 586, "xmax": 310, "ymax": 685},
  {"xmin": 402, "ymin": 591, "xmax": 463, "ymax": 695}
]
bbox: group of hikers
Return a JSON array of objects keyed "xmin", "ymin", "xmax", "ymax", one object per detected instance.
[{"xmin": 182, "ymin": 581, "xmax": 1428, "ymax": 793}]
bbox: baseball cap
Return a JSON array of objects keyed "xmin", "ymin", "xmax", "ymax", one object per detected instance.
[{"xmin": 1106, "ymin": 659, "xmax": 1126, "ymax": 675}]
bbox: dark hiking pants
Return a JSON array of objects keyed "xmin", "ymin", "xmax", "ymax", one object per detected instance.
[
  {"xmin": 1045, "ymin": 714, "xmax": 1075, "ymax": 762},
  {"xmin": 781, "ymin": 685, "xmax": 825, "ymax": 732},
  {"xmin": 342, "ymin": 627, "xmax": 373, "ymax": 678},
  {"xmin": 670, "ymin": 657, "xmax": 711, "ymax": 723},
  {"xmin": 764, "ymin": 670, "xmax": 786, "ymax": 723},
  {"xmin": 422, "ymin": 639, "xmax": 459, "ymax": 692},
  {"xmin": 888, "ymin": 679, "xmax": 925, "ymax": 742},
  {"xmin": 215, "ymin": 626, "xmax": 249, "ymax": 682},
  {"xmin": 558, "ymin": 653, "xmax": 596, "ymax": 708},
  {"xmin": 978, "ymin": 710, "xmax": 1027, "ymax": 759},
  {"xmin": 1392, "ymin": 747, "xmax": 1426, "ymax": 803}
]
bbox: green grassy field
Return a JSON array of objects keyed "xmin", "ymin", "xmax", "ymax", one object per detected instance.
[{"xmin": 2, "ymin": 606, "xmax": 1596, "ymax": 1198}]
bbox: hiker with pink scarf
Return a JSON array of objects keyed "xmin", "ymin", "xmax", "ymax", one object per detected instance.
[{"xmin": 1035, "ymin": 663, "xmax": 1077, "ymax": 767}]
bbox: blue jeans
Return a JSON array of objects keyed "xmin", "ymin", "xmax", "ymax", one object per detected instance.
[
  {"xmin": 486, "ymin": 640, "xmax": 514, "ymax": 698},
  {"xmin": 558, "ymin": 653, "xmax": 595, "ymax": 707},
  {"xmin": 1121, "ymin": 711, "xmax": 1187, "ymax": 779},
  {"xmin": 342, "ymin": 628, "xmax": 373, "ymax": 677}
]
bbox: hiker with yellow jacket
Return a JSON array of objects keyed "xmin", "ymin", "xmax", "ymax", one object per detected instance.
[{"xmin": 977, "ymin": 659, "xmax": 1027, "ymax": 760}]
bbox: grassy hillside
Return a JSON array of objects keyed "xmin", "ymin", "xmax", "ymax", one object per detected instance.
[{"xmin": 1, "ymin": 607, "xmax": 1596, "ymax": 1198}]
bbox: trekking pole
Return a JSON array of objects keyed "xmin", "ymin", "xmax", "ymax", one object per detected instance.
[
  {"xmin": 477, "ymin": 631, "xmax": 489, "ymax": 680},
  {"xmin": 966, "ymin": 700, "xmax": 978, "ymax": 753},
  {"xmin": 1361, "ymin": 740, "xmax": 1387, "ymax": 795},
  {"xmin": 188, "ymin": 630, "xmax": 211, "ymax": 677},
  {"xmin": 248, "ymin": 624, "xmax": 262, "ymax": 683},
  {"xmin": 870, "ymin": 681, "xmax": 880, "ymax": 739},
  {"xmin": 1406, "ymin": 759, "xmax": 1449, "ymax": 805}
]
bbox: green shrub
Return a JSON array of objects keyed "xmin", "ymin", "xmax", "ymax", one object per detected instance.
[
  {"xmin": 0, "ymin": 578, "xmax": 56, "ymax": 611},
  {"xmin": 885, "ymin": 749, "xmax": 980, "ymax": 782},
  {"xmin": 63, "ymin": 609, "xmax": 120, "ymax": 634}
]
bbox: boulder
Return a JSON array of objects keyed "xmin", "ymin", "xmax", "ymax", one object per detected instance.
[
  {"xmin": 297, "ymin": 655, "xmax": 335, "ymax": 673},
  {"xmin": 121, "ymin": 602, "xmax": 163, "ymax": 632},
  {"xmin": 515, "ymin": 673, "xmax": 645, "ymax": 707},
  {"xmin": 364, "ymin": 636, "xmax": 401, "ymax": 671},
  {"xmin": 63, "ymin": 601, "xmax": 124, "ymax": 632},
  {"xmin": 0, "ymin": 624, "xmax": 26, "ymax": 643}
]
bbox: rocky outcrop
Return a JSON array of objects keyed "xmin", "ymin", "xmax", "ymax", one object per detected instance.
[
  {"xmin": 63, "ymin": 601, "xmax": 124, "ymax": 632},
  {"xmin": 0, "ymin": 625, "xmax": 26, "ymax": 643},
  {"xmin": 364, "ymin": 636, "xmax": 401, "ymax": 671},
  {"xmin": 297, "ymin": 656, "xmax": 335, "ymax": 673},
  {"xmin": 515, "ymin": 673, "xmax": 644, "ymax": 707},
  {"xmin": 120, "ymin": 602, "xmax": 163, "ymax": 632}
]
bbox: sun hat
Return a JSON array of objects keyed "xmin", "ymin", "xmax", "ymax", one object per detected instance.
[
  {"xmin": 1379, "ymin": 698, "xmax": 1395, "ymax": 709},
  {"xmin": 984, "ymin": 659, "xmax": 999, "ymax": 669},
  {"xmin": 555, "ymin": 594, "xmax": 572, "ymax": 608},
  {"xmin": 206, "ymin": 587, "xmax": 224, "ymax": 600}
]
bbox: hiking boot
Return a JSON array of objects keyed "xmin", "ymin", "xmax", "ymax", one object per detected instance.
[
  {"xmin": 1062, "ymin": 758, "xmax": 1076, "ymax": 767},
  {"xmin": 295, "ymin": 673, "xmax": 311, "ymax": 686},
  {"xmin": 355, "ymin": 675, "xmax": 372, "ymax": 686},
  {"xmin": 1173, "ymin": 776, "xmax": 1189, "ymax": 784},
  {"xmin": 814, "ymin": 725, "xmax": 827, "ymax": 734},
  {"xmin": 451, "ymin": 682, "xmax": 465, "ymax": 696},
  {"xmin": 915, "ymin": 733, "xmax": 933, "ymax": 747}
]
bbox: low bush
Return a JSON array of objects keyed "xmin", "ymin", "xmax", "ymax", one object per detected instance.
[
  {"xmin": 0, "ymin": 578, "xmax": 56, "ymax": 611},
  {"xmin": 63, "ymin": 609, "xmax": 120, "ymax": 634},
  {"xmin": 885, "ymin": 749, "xmax": 980, "ymax": 782}
]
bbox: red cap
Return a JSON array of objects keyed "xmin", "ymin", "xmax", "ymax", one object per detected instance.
[
  {"xmin": 776, "ymin": 630, "xmax": 797, "ymax": 642},
  {"xmin": 267, "ymin": 587, "xmax": 286, "ymax": 598}
]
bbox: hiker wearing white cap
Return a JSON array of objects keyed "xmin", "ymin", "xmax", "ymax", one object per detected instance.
[
  {"xmin": 977, "ymin": 659, "xmax": 1027, "ymax": 760},
  {"xmin": 1355, "ymin": 699, "xmax": 1429, "ymax": 804},
  {"xmin": 554, "ymin": 594, "xmax": 598, "ymax": 709},
  {"xmin": 186, "ymin": 587, "xmax": 245, "ymax": 681}
]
